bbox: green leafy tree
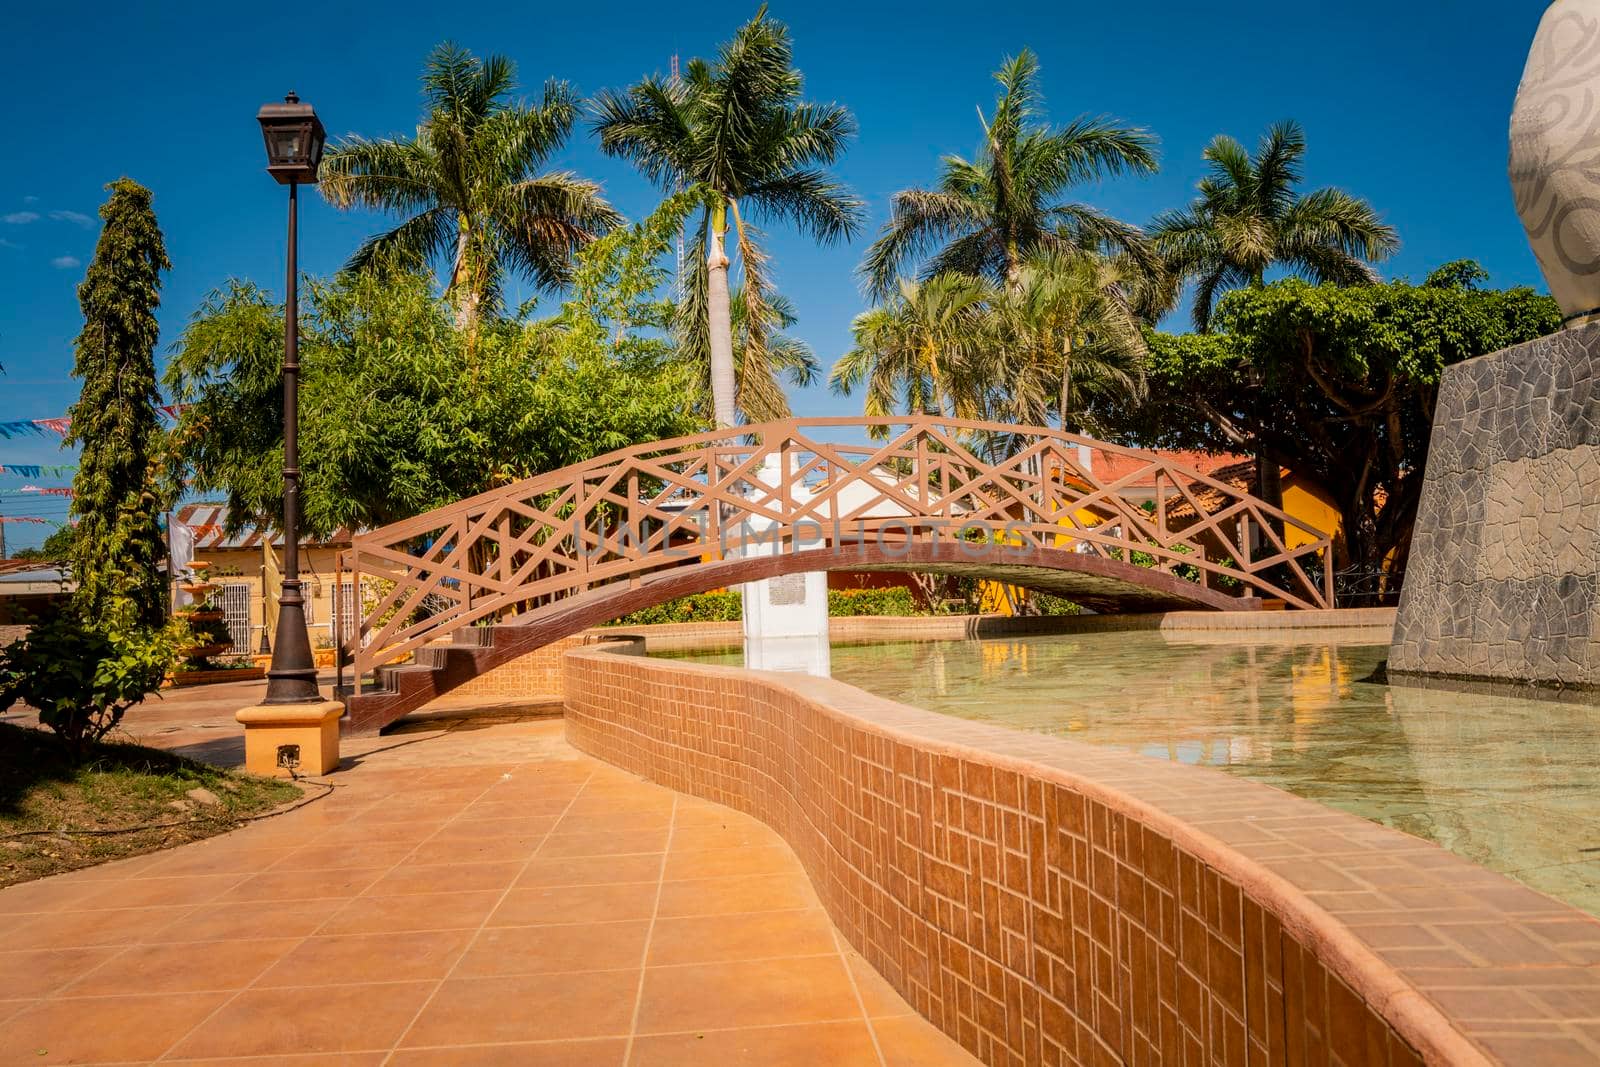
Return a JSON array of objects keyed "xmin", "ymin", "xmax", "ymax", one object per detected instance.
[
  {"xmin": 65, "ymin": 179, "xmax": 171, "ymax": 632},
  {"xmin": 1152, "ymin": 121, "xmax": 1398, "ymax": 331},
  {"xmin": 833, "ymin": 253, "xmax": 1145, "ymax": 438},
  {"xmin": 593, "ymin": 7, "xmax": 863, "ymax": 425},
  {"xmin": 8, "ymin": 525, "xmax": 75, "ymax": 562},
  {"xmin": 165, "ymin": 197, "xmax": 706, "ymax": 539},
  {"xmin": 831, "ymin": 273, "xmax": 993, "ymax": 433},
  {"xmin": 981, "ymin": 250, "xmax": 1147, "ymax": 434},
  {"xmin": 3, "ymin": 180, "xmax": 185, "ymax": 752},
  {"xmin": 1098, "ymin": 263, "xmax": 1560, "ymax": 587},
  {"xmin": 861, "ymin": 50, "xmax": 1157, "ymax": 300},
  {"xmin": 320, "ymin": 43, "xmax": 620, "ymax": 337}
]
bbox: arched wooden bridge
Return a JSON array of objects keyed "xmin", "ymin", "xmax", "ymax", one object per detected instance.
[{"xmin": 340, "ymin": 417, "xmax": 1334, "ymax": 732}]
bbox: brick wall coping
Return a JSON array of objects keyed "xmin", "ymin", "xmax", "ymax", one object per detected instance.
[
  {"xmin": 603, "ymin": 606, "xmax": 1397, "ymax": 652},
  {"xmin": 565, "ymin": 639, "xmax": 1600, "ymax": 1066}
]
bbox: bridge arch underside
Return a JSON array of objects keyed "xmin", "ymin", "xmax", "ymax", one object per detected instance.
[
  {"xmin": 348, "ymin": 542, "xmax": 1260, "ymax": 734},
  {"xmin": 507, "ymin": 540, "xmax": 1253, "ymax": 641}
]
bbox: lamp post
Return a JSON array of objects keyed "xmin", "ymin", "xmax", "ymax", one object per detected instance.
[{"xmin": 257, "ymin": 91, "xmax": 326, "ymax": 704}]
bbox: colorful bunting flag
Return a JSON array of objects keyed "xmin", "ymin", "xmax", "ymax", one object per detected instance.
[
  {"xmin": 0, "ymin": 405, "xmax": 187, "ymax": 440},
  {"xmin": 0, "ymin": 464, "xmax": 76, "ymax": 477}
]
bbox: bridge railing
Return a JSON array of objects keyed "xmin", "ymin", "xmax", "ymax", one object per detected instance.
[{"xmin": 340, "ymin": 417, "xmax": 1335, "ymax": 687}]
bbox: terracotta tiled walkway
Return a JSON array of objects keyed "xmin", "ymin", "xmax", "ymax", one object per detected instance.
[{"xmin": 0, "ymin": 718, "xmax": 975, "ymax": 1065}]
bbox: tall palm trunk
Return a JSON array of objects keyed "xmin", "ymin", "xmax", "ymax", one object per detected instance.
[
  {"xmin": 1059, "ymin": 334, "xmax": 1073, "ymax": 433},
  {"xmin": 706, "ymin": 201, "xmax": 737, "ymax": 427},
  {"xmin": 450, "ymin": 216, "xmax": 482, "ymax": 348}
]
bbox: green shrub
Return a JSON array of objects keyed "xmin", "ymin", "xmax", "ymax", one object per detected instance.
[
  {"xmin": 605, "ymin": 591, "xmax": 744, "ymax": 626},
  {"xmin": 826, "ymin": 587, "xmax": 919, "ymax": 616},
  {"xmin": 604, "ymin": 583, "xmax": 927, "ymax": 625},
  {"xmin": 0, "ymin": 615, "xmax": 186, "ymax": 753},
  {"xmin": 1029, "ymin": 593, "xmax": 1084, "ymax": 616}
]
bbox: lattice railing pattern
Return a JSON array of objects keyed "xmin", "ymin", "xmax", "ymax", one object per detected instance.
[{"xmin": 341, "ymin": 417, "xmax": 1334, "ymax": 686}]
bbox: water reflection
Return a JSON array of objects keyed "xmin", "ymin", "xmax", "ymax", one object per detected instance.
[{"xmin": 687, "ymin": 630, "xmax": 1600, "ymax": 915}]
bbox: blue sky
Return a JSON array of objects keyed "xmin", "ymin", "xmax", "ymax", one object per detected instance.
[{"xmin": 0, "ymin": 0, "xmax": 1551, "ymax": 551}]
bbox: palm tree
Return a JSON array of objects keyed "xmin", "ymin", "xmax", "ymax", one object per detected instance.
[
  {"xmin": 593, "ymin": 8, "xmax": 863, "ymax": 427},
  {"xmin": 830, "ymin": 274, "xmax": 992, "ymax": 435},
  {"xmin": 319, "ymin": 43, "xmax": 620, "ymax": 336},
  {"xmin": 861, "ymin": 50, "xmax": 1158, "ymax": 300},
  {"xmin": 984, "ymin": 251, "xmax": 1146, "ymax": 435},
  {"xmin": 1152, "ymin": 120, "xmax": 1398, "ymax": 331},
  {"xmin": 731, "ymin": 289, "xmax": 820, "ymax": 424}
]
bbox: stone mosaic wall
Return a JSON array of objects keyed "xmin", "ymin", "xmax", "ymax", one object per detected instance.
[
  {"xmin": 562, "ymin": 647, "xmax": 1600, "ymax": 1066},
  {"xmin": 1392, "ymin": 322, "xmax": 1600, "ymax": 685}
]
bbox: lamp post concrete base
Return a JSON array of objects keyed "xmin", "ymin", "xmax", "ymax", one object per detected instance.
[{"xmin": 236, "ymin": 701, "xmax": 344, "ymax": 777}]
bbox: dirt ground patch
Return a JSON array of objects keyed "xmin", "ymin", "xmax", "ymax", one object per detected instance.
[{"xmin": 0, "ymin": 720, "xmax": 303, "ymax": 887}]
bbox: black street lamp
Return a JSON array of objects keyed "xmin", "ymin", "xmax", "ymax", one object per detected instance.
[{"xmin": 257, "ymin": 91, "xmax": 326, "ymax": 705}]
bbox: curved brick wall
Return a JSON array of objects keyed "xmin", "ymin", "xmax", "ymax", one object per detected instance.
[{"xmin": 564, "ymin": 646, "xmax": 1600, "ymax": 1067}]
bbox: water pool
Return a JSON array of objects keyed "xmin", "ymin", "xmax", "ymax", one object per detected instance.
[{"xmin": 684, "ymin": 629, "xmax": 1600, "ymax": 915}]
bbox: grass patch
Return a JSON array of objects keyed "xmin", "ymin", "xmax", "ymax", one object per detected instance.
[{"xmin": 0, "ymin": 721, "xmax": 303, "ymax": 887}]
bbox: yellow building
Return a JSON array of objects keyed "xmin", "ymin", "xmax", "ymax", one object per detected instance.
[{"xmin": 173, "ymin": 504, "xmax": 354, "ymax": 659}]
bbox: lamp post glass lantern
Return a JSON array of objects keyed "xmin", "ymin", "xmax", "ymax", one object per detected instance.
[{"xmin": 258, "ymin": 91, "xmax": 326, "ymax": 704}]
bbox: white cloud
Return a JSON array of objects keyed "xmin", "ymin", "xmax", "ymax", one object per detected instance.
[
  {"xmin": 23, "ymin": 195, "xmax": 38, "ymax": 203},
  {"xmin": 49, "ymin": 210, "xmax": 93, "ymax": 228},
  {"xmin": 0, "ymin": 238, "xmax": 19, "ymax": 249},
  {"xmin": 3, "ymin": 211, "xmax": 39, "ymax": 224},
  {"xmin": 50, "ymin": 255, "xmax": 80, "ymax": 269}
]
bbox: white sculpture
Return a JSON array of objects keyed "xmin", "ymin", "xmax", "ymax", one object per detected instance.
[{"xmin": 1511, "ymin": 1, "xmax": 1600, "ymax": 323}]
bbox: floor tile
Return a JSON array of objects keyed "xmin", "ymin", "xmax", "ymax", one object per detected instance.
[
  {"xmin": 407, "ymin": 834, "xmax": 547, "ymax": 866},
  {"xmin": 455, "ymin": 920, "xmax": 650, "ymax": 976},
  {"xmin": 61, "ymin": 937, "xmax": 301, "ymax": 996},
  {"xmin": 222, "ymin": 868, "xmax": 388, "ymax": 902},
  {"xmin": 668, "ymin": 823, "xmax": 785, "ymax": 853},
  {"xmin": 136, "ymin": 846, "xmax": 300, "ymax": 879},
  {"xmin": 0, "ymin": 878, "xmax": 108, "ymax": 914},
  {"xmin": 517, "ymin": 853, "xmax": 665, "ymax": 887},
  {"xmin": 400, "ymin": 971, "xmax": 640, "ymax": 1046},
  {"xmin": 166, "ymin": 981, "xmax": 436, "ymax": 1059},
  {"xmin": 154, "ymin": 899, "xmax": 347, "ymax": 942},
  {"xmin": 163, "ymin": 1054, "xmax": 387, "ymax": 1066},
  {"xmin": 873, "ymin": 1013, "xmax": 978, "ymax": 1065},
  {"xmin": 488, "ymin": 883, "xmax": 659, "ymax": 927},
  {"xmin": 425, "ymin": 815, "xmax": 560, "ymax": 841},
  {"xmin": 366, "ymin": 860, "xmax": 525, "ymax": 896},
  {"xmin": 255, "ymin": 928, "xmax": 474, "ymax": 986},
  {"xmin": 646, "ymin": 909, "xmax": 838, "ymax": 966},
  {"xmin": 321, "ymin": 889, "xmax": 504, "ymax": 935},
  {"xmin": 0, "ymin": 991, "xmax": 228, "ymax": 1063},
  {"xmin": 76, "ymin": 873, "xmax": 248, "ymax": 910},
  {"xmin": 0, "ymin": 718, "xmax": 978, "ymax": 1067},
  {"xmin": 269, "ymin": 842, "xmax": 420, "ymax": 872},
  {"xmin": 630, "ymin": 1020, "xmax": 883, "ymax": 1065},
  {"xmin": 655, "ymin": 873, "xmax": 819, "ymax": 918},
  {"xmin": 663, "ymin": 843, "xmax": 805, "ymax": 882},
  {"xmin": 5, "ymin": 906, "xmax": 197, "ymax": 949},
  {"xmin": 389, "ymin": 1038, "xmax": 628, "ymax": 1065},
  {"xmin": 0, "ymin": 946, "xmax": 124, "ymax": 997},
  {"xmin": 844, "ymin": 950, "xmax": 918, "ymax": 1017},
  {"xmin": 537, "ymin": 828, "xmax": 671, "ymax": 858},
  {"xmin": 635, "ymin": 956, "xmax": 862, "ymax": 1033},
  {"xmin": 555, "ymin": 809, "xmax": 675, "ymax": 833}
]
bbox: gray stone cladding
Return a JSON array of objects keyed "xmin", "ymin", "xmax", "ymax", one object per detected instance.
[{"xmin": 1391, "ymin": 321, "xmax": 1600, "ymax": 685}]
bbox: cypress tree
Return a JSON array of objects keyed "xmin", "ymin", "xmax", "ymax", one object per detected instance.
[{"xmin": 64, "ymin": 178, "xmax": 171, "ymax": 632}]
